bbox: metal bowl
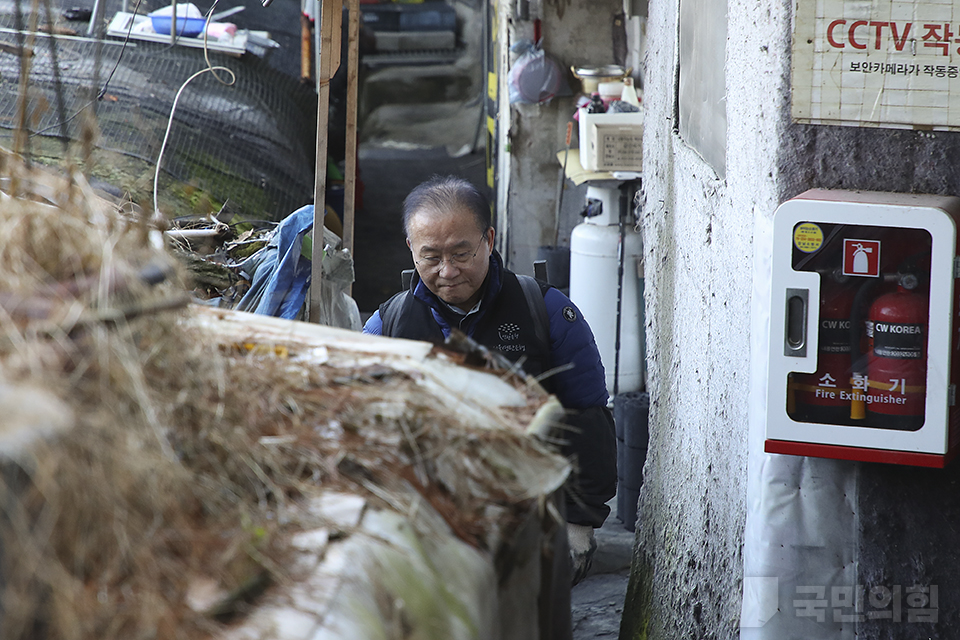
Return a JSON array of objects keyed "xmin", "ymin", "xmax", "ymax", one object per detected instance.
[
  {"xmin": 571, "ymin": 65, "xmax": 630, "ymax": 94},
  {"xmin": 572, "ymin": 65, "xmax": 628, "ymax": 78}
]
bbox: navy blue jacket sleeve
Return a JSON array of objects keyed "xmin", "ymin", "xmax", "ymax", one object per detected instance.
[
  {"xmin": 543, "ymin": 288, "xmax": 617, "ymax": 527},
  {"xmin": 362, "ymin": 310, "xmax": 383, "ymax": 335},
  {"xmin": 543, "ymin": 288, "xmax": 609, "ymax": 409}
]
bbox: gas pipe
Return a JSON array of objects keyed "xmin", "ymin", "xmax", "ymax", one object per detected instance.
[{"xmin": 865, "ymin": 273, "xmax": 928, "ymax": 431}]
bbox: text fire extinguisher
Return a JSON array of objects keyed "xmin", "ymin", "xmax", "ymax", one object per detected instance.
[
  {"xmin": 864, "ymin": 273, "xmax": 928, "ymax": 431},
  {"xmin": 790, "ymin": 269, "xmax": 856, "ymax": 424}
]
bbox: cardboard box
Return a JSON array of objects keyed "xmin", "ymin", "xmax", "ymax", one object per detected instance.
[{"xmin": 578, "ymin": 108, "xmax": 644, "ymax": 172}]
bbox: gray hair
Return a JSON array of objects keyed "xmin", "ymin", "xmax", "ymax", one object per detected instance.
[{"xmin": 402, "ymin": 175, "xmax": 491, "ymax": 237}]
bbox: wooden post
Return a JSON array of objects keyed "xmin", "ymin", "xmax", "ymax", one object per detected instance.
[
  {"xmin": 300, "ymin": 13, "xmax": 313, "ymax": 83},
  {"xmin": 309, "ymin": 0, "xmax": 343, "ymax": 324},
  {"xmin": 343, "ymin": 0, "xmax": 360, "ymax": 294}
]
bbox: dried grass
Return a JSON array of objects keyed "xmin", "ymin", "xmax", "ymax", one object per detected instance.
[
  {"xmin": 0, "ymin": 147, "xmax": 278, "ymax": 640},
  {"xmin": 0, "ymin": 146, "xmax": 567, "ymax": 639}
]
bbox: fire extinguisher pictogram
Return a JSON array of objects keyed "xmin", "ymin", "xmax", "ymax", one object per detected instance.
[
  {"xmin": 852, "ymin": 244, "xmax": 871, "ymax": 273},
  {"xmin": 790, "ymin": 269, "xmax": 856, "ymax": 424},
  {"xmin": 865, "ymin": 274, "xmax": 928, "ymax": 431}
]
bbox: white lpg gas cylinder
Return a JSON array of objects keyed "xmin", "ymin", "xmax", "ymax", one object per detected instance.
[{"xmin": 569, "ymin": 216, "xmax": 645, "ymax": 395}]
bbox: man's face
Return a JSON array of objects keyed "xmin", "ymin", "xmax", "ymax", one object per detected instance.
[{"xmin": 406, "ymin": 207, "xmax": 494, "ymax": 311}]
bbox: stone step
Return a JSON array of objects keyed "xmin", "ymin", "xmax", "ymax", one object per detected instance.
[
  {"xmin": 373, "ymin": 29, "xmax": 457, "ymax": 52},
  {"xmin": 359, "ymin": 100, "xmax": 484, "ymax": 155},
  {"xmin": 360, "ymin": 61, "xmax": 480, "ymax": 118},
  {"xmin": 358, "ymin": 0, "xmax": 483, "ymax": 116}
]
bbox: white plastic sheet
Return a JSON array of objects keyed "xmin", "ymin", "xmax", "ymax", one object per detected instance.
[{"xmin": 740, "ymin": 205, "xmax": 858, "ymax": 639}]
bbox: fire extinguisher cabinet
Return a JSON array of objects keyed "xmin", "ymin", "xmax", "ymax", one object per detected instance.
[{"xmin": 766, "ymin": 189, "xmax": 960, "ymax": 468}]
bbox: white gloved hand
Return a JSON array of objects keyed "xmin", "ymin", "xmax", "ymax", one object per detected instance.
[{"xmin": 567, "ymin": 523, "xmax": 598, "ymax": 586}]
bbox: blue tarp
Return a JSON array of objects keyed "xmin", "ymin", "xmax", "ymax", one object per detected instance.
[{"xmin": 235, "ymin": 205, "xmax": 315, "ymax": 319}]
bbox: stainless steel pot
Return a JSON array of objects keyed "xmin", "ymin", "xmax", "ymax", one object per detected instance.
[{"xmin": 571, "ymin": 65, "xmax": 631, "ymax": 94}]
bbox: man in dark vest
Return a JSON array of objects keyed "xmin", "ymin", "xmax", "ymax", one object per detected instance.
[{"xmin": 363, "ymin": 175, "xmax": 617, "ymax": 586}]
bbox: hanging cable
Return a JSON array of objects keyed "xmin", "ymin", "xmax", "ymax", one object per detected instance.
[
  {"xmin": 30, "ymin": 0, "xmax": 145, "ymax": 138},
  {"xmin": 152, "ymin": 66, "xmax": 235, "ymax": 220},
  {"xmin": 199, "ymin": 0, "xmax": 233, "ymax": 85},
  {"xmin": 95, "ymin": 0, "xmax": 143, "ymax": 99},
  {"xmin": 153, "ymin": 0, "xmax": 236, "ymax": 221}
]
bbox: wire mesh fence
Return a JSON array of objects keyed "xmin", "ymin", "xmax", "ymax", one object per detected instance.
[{"xmin": 0, "ymin": 3, "xmax": 317, "ymax": 221}]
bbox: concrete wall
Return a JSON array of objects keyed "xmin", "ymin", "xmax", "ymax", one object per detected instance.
[
  {"xmin": 621, "ymin": 0, "xmax": 789, "ymax": 637},
  {"xmin": 620, "ymin": 0, "xmax": 960, "ymax": 637},
  {"xmin": 496, "ymin": 0, "xmax": 625, "ymax": 276}
]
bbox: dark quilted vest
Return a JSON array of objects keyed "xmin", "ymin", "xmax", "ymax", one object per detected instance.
[{"xmin": 379, "ymin": 271, "xmax": 553, "ymax": 383}]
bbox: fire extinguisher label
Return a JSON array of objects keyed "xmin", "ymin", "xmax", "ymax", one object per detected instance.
[
  {"xmin": 842, "ymin": 239, "xmax": 881, "ymax": 277},
  {"xmin": 819, "ymin": 319, "xmax": 851, "ymax": 354},
  {"xmin": 873, "ymin": 322, "xmax": 924, "ymax": 359}
]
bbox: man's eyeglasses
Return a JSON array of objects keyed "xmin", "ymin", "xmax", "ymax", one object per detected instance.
[{"xmin": 414, "ymin": 235, "xmax": 487, "ymax": 270}]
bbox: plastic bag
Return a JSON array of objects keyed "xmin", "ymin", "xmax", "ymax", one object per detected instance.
[
  {"xmin": 508, "ymin": 40, "xmax": 564, "ymax": 105},
  {"xmin": 234, "ymin": 205, "xmax": 361, "ymax": 330},
  {"xmin": 312, "ymin": 234, "xmax": 361, "ymax": 331}
]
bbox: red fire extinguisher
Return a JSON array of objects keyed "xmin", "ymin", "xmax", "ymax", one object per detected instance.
[
  {"xmin": 865, "ymin": 274, "xmax": 928, "ymax": 431},
  {"xmin": 790, "ymin": 269, "xmax": 856, "ymax": 424}
]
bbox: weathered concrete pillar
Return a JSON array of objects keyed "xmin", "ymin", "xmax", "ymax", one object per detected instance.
[{"xmin": 495, "ymin": 0, "xmax": 626, "ymax": 276}]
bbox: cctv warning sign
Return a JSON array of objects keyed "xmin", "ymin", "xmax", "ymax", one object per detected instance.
[{"xmin": 792, "ymin": 0, "xmax": 960, "ymax": 131}]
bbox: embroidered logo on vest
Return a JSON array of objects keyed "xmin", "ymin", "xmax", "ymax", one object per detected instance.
[
  {"xmin": 562, "ymin": 306, "xmax": 577, "ymax": 322},
  {"xmin": 498, "ymin": 322, "xmax": 521, "ymax": 342}
]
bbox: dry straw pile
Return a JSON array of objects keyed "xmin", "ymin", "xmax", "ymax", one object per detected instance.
[{"xmin": 0, "ymin": 147, "xmax": 568, "ymax": 639}]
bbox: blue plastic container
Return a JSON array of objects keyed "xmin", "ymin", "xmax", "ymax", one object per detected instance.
[{"xmin": 151, "ymin": 15, "xmax": 205, "ymax": 37}]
